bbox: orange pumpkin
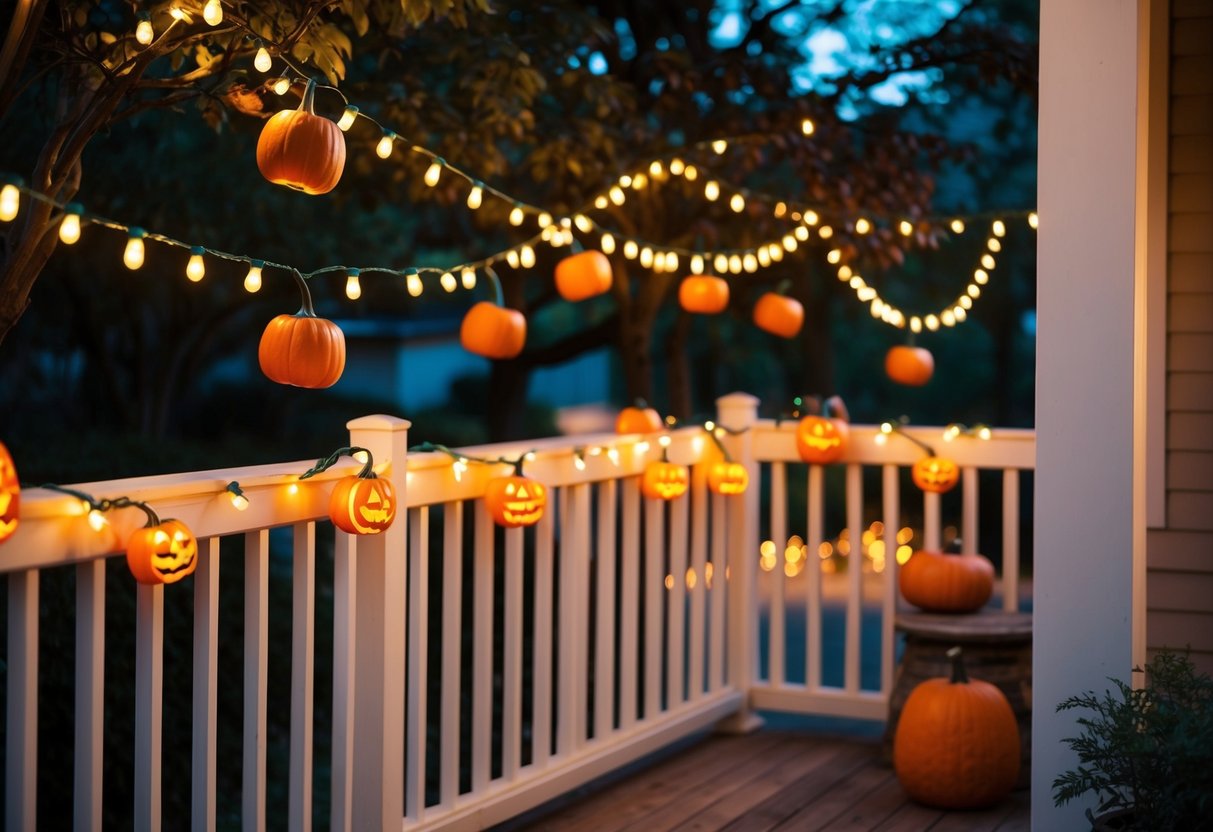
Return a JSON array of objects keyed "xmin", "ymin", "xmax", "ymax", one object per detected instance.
[
  {"xmin": 555, "ymin": 251, "xmax": 613, "ymax": 301},
  {"xmin": 753, "ymin": 292, "xmax": 804, "ymax": 338},
  {"xmin": 460, "ymin": 301, "xmax": 526, "ymax": 359},
  {"xmin": 899, "ymin": 550, "xmax": 995, "ymax": 613},
  {"xmin": 912, "ymin": 456, "xmax": 960, "ymax": 493},
  {"xmin": 707, "ymin": 461, "xmax": 748, "ymax": 495},
  {"xmin": 259, "ymin": 309, "xmax": 346, "ymax": 388},
  {"xmin": 615, "ymin": 403, "xmax": 664, "ymax": 434},
  {"xmin": 795, "ymin": 415, "xmax": 849, "ymax": 465},
  {"xmin": 256, "ymin": 79, "xmax": 346, "ymax": 195},
  {"xmin": 485, "ymin": 474, "xmax": 547, "ymax": 527},
  {"xmin": 678, "ymin": 275, "xmax": 729, "ymax": 314},
  {"xmin": 329, "ymin": 474, "xmax": 396, "ymax": 535},
  {"xmin": 126, "ymin": 518, "xmax": 198, "ymax": 585},
  {"xmin": 893, "ymin": 647, "xmax": 1019, "ymax": 809},
  {"xmin": 886, "ymin": 345, "xmax": 935, "ymax": 386},
  {"xmin": 0, "ymin": 441, "xmax": 19, "ymax": 543},
  {"xmin": 641, "ymin": 459, "xmax": 689, "ymax": 500}
]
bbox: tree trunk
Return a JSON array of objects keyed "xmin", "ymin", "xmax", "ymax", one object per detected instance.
[
  {"xmin": 486, "ymin": 359, "xmax": 531, "ymax": 441},
  {"xmin": 665, "ymin": 310, "xmax": 692, "ymax": 419}
]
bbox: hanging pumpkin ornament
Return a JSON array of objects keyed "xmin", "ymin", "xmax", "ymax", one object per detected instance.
[
  {"xmin": 259, "ymin": 269, "xmax": 346, "ymax": 388},
  {"xmin": 795, "ymin": 395, "xmax": 850, "ymax": 465},
  {"xmin": 126, "ymin": 504, "xmax": 199, "ymax": 585},
  {"xmin": 641, "ymin": 451, "xmax": 689, "ymax": 500},
  {"xmin": 752, "ymin": 283, "xmax": 804, "ymax": 338},
  {"xmin": 256, "ymin": 78, "xmax": 347, "ymax": 195},
  {"xmin": 485, "ymin": 459, "xmax": 547, "ymax": 528},
  {"xmin": 555, "ymin": 250, "xmax": 613, "ymax": 302},
  {"xmin": 615, "ymin": 400, "xmax": 664, "ymax": 434},
  {"xmin": 886, "ymin": 344, "xmax": 935, "ymax": 386},
  {"xmin": 678, "ymin": 275, "xmax": 729, "ymax": 314},
  {"xmin": 0, "ymin": 441, "xmax": 20, "ymax": 543},
  {"xmin": 893, "ymin": 646, "xmax": 1019, "ymax": 809},
  {"xmin": 707, "ymin": 461, "xmax": 748, "ymax": 495},
  {"xmin": 460, "ymin": 267, "xmax": 526, "ymax": 359},
  {"xmin": 899, "ymin": 547, "xmax": 995, "ymax": 613},
  {"xmin": 912, "ymin": 454, "xmax": 960, "ymax": 493}
]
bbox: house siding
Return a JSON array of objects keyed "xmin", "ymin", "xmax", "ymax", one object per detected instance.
[{"xmin": 1147, "ymin": 0, "xmax": 1213, "ymax": 677}]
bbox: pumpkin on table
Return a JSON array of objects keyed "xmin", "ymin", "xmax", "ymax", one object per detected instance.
[
  {"xmin": 886, "ymin": 344, "xmax": 934, "ymax": 386},
  {"xmin": 555, "ymin": 251, "xmax": 613, "ymax": 301},
  {"xmin": 259, "ymin": 270, "xmax": 346, "ymax": 388},
  {"xmin": 127, "ymin": 517, "xmax": 198, "ymax": 586},
  {"xmin": 0, "ymin": 440, "xmax": 19, "ymax": 543},
  {"xmin": 893, "ymin": 646, "xmax": 1019, "ymax": 809},
  {"xmin": 256, "ymin": 79, "xmax": 346, "ymax": 195},
  {"xmin": 899, "ymin": 548, "xmax": 995, "ymax": 613}
]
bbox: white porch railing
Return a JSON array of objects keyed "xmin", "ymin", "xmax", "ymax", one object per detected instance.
[{"xmin": 0, "ymin": 393, "xmax": 1035, "ymax": 831}]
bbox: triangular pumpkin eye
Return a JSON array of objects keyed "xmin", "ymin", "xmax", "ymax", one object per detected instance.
[
  {"xmin": 367, "ymin": 489, "xmax": 382, "ymax": 506},
  {"xmin": 505, "ymin": 482, "xmax": 516, "ymax": 496},
  {"xmin": 516, "ymin": 484, "xmax": 529, "ymax": 499}
]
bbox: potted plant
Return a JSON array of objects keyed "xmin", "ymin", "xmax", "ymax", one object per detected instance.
[{"xmin": 1052, "ymin": 648, "xmax": 1213, "ymax": 831}]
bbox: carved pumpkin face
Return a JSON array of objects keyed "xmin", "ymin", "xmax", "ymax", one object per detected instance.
[
  {"xmin": 0, "ymin": 441, "xmax": 19, "ymax": 543},
  {"xmin": 485, "ymin": 475, "xmax": 547, "ymax": 528},
  {"xmin": 329, "ymin": 475, "xmax": 397, "ymax": 535},
  {"xmin": 126, "ymin": 519, "xmax": 198, "ymax": 585},
  {"xmin": 707, "ymin": 461, "xmax": 749, "ymax": 495},
  {"xmin": 641, "ymin": 460, "xmax": 689, "ymax": 500},
  {"xmin": 912, "ymin": 456, "xmax": 960, "ymax": 493},
  {"xmin": 795, "ymin": 416, "xmax": 849, "ymax": 465}
]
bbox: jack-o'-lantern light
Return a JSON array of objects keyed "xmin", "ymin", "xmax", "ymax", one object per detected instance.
[
  {"xmin": 707, "ymin": 460, "xmax": 748, "ymax": 495},
  {"xmin": 795, "ymin": 395, "xmax": 850, "ymax": 465},
  {"xmin": 299, "ymin": 446, "xmax": 397, "ymax": 535},
  {"xmin": 912, "ymin": 455, "xmax": 960, "ymax": 494},
  {"xmin": 126, "ymin": 505, "xmax": 199, "ymax": 586},
  {"xmin": 642, "ymin": 450, "xmax": 689, "ymax": 501},
  {"xmin": 485, "ymin": 459, "xmax": 547, "ymax": 528},
  {"xmin": 0, "ymin": 441, "xmax": 20, "ymax": 543}
]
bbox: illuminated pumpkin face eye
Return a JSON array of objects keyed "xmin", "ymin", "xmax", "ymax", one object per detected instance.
[{"xmin": 506, "ymin": 482, "xmax": 516, "ymax": 496}]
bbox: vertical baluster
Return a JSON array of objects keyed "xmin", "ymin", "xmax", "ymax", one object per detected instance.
[
  {"xmin": 667, "ymin": 485, "xmax": 689, "ymax": 707},
  {"xmin": 502, "ymin": 526, "xmax": 524, "ymax": 779},
  {"xmin": 330, "ymin": 533, "xmax": 357, "ymax": 832},
  {"xmin": 75, "ymin": 559, "xmax": 105, "ymax": 832},
  {"xmin": 769, "ymin": 462, "xmax": 787, "ymax": 687},
  {"xmin": 805, "ymin": 466, "xmax": 824, "ymax": 691},
  {"xmin": 533, "ymin": 503, "xmax": 555, "ymax": 767},
  {"xmin": 924, "ymin": 492, "xmax": 942, "ymax": 551},
  {"xmin": 643, "ymin": 495, "xmax": 664, "ymax": 720},
  {"xmin": 471, "ymin": 502, "xmax": 494, "ymax": 789},
  {"xmin": 573, "ymin": 484, "xmax": 591, "ymax": 745},
  {"xmin": 688, "ymin": 470, "xmax": 707, "ymax": 701},
  {"xmin": 135, "ymin": 582, "xmax": 163, "ymax": 832},
  {"xmin": 594, "ymin": 480, "xmax": 618, "ymax": 738},
  {"xmin": 881, "ymin": 467, "xmax": 900, "ymax": 696},
  {"xmin": 243, "ymin": 529, "xmax": 269, "ymax": 832},
  {"xmin": 192, "ymin": 538, "xmax": 220, "ymax": 832},
  {"xmin": 618, "ymin": 478, "xmax": 641, "ymax": 728},
  {"xmin": 440, "ymin": 502, "xmax": 464, "ymax": 803},
  {"xmin": 709, "ymin": 493, "xmax": 726, "ymax": 692},
  {"xmin": 407, "ymin": 508, "xmax": 429, "ymax": 818},
  {"xmin": 1003, "ymin": 469, "xmax": 1021, "ymax": 611},
  {"xmin": 962, "ymin": 467, "xmax": 979, "ymax": 553},
  {"xmin": 289, "ymin": 526, "xmax": 315, "ymax": 832},
  {"xmin": 7, "ymin": 571, "xmax": 39, "ymax": 832},
  {"xmin": 845, "ymin": 465, "xmax": 863, "ymax": 694}
]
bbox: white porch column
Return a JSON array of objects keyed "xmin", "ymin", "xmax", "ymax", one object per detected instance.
[{"xmin": 1035, "ymin": 1, "xmax": 1149, "ymax": 829}]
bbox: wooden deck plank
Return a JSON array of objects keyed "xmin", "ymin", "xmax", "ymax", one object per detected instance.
[
  {"xmin": 926, "ymin": 789, "xmax": 1030, "ymax": 832},
  {"xmin": 872, "ymin": 802, "xmax": 946, "ymax": 832},
  {"xmin": 767, "ymin": 758, "xmax": 898, "ymax": 832}
]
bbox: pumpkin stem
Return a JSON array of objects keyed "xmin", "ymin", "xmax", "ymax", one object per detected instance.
[
  {"xmin": 299, "ymin": 446, "xmax": 376, "ymax": 480},
  {"xmin": 299, "ymin": 78, "xmax": 318, "ymax": 116},
  {"xmin": 947, "ymin": 646, "xmax": 969, "ymax": 684},
  {"xmin": 887, "ymin": 418, "xmax": 937, "ymax": 457},
  {"xmin": 484, "ymin": 264, "xmax": 506, "ymax": 307},
  {"xmin": 290, "ymin": 268, "xmax": 318, "ymax": 318}
]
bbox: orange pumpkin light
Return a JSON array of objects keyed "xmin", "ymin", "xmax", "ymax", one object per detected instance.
[
  {"xmin": 893, "ymin": 647, "xmax": 1019, "ymax": 809},
  {"xmin": 899, "ymin": 549, "xmax": 995, "ymax": 613},
  {"xmin": 460, "ymin": 301, "xmax": 526, "ymax": 359},
  {"xmin": 259, "ymin": 270, "xmax": 346, "ymax": 388},
  {"xmin": 329, "ymin": 474, "xmax": 396, "ymax": 535},
  {"xmin": 753, "ymin": 292, "xmax": 804, "ymax": 338},
  {"xmin": 678, "ymin": 275, "xmax": 729, "ymax": 314},
  {"xmin": 795, "ymin": 415, "xmax": 849, "ymax": 465},
  {"xmin": 256, "ymin": 79, "xmax": 346, "ymax": 195},
  {"xmin": 886, "ymin": 345, "xmax": 935, "ymax": 386},
  {"xmin": 555, "ymin": 251, "xmax": 613, "ymax": 301},
  {"xmin": 912, "ymin": 455, "xmax": 960, "ymax": 493},
  {"xmin": 616, "ymin": 402, "xmax": 664, "ymax": 434},
  {"xmin": 127, "ymin": 518, "xmax": 198, "ymax": 585},
  {"xmin": 0, "ymin": 441, "xmax": 19, "ymax": 543},
  {"xmin": 707, "ymin": 461, "xmax": 748, "ymax": 495},
  {"xmin": 641, "ymin": 459, "xmax": 689, "ymax": 500},
  {"xmin": 485, "ymin": 474, "xmax": 547, "ymax": 528}
]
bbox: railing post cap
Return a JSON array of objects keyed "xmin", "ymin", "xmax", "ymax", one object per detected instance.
[{"xmin": 345, "ymin": 414, "xmax": 412, "ymax": 432}]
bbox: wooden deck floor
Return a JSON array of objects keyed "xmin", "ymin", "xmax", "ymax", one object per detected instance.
[{"xmin": 493, "ymin": 730, "xmax": 1030, "ymax": 832}]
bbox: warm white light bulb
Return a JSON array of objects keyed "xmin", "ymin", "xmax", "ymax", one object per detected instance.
[
  {"xmin": 826, "ymin": 248, "xmax": 841, "ymax": 264},
  {"xmin": 691, "ymin": 254, "xmax": 704, "ymax": 274},
  {"xmin": 631, "ymin": 173, "xmax": 648, "ymax": 190},
  {"xmin": 467, "ymin": 185, "xmax": 483, "ymax": 210},
  {"xmin": 509, "ymin": 206, "xmax": 524, "ymax": 226},
  {"xmin": 87, "ymin": 509, "xmax": 109, "ymax": 531},
  {"xmin": 782, "ymin": 234, "xmax": 797, "ymax": 252},
  {"xmin": 992, "ymin": 219, "xmax": 1006, "ymax": 237},
  {"xmin": 793, "ymin": 225, "xmax": 809, "ymax": 241},
  {"xmin": 623, "ymin": 240, "xmax": 639, "ymax": 260},
  {"xmin": 854, "ymin": 217, "xmax": 871, "ymax": 234},
  {"xmin": 712, "ymin": 139, "xmax": 727, "ymax": 154},
  {"xmin": 757, "ymin": 248, "xmax": 771, "ymax": 267},
  {"xmin": 1028, "ymin": 211, "xmax": 1039, "ymax": 229},
  {"xmin": 440, "ymin": 272, "xmax": 456, "ymax": 292},
  {"xmin": 59, "ymin": 207, "xmax": 82, "ymax": 244},
  {"xmin": 683, "ymin": 164, "xmax": 698, "ymax": 181},
  {"xmin": 730, "ymin": 193, "xmax": 745, "ymax": 213},
  {"xmin": 600, "ymin": 233, "xmax": 615, "ymax": 254},
  {"xmin": 461, "ymin": 268, "xmax": 476, "ymax": 289},
  {"xmin": 981, "ymin": 254, "xmax": 996, "ymax": 270},
  {"xmin": 639, "ymin": 247, "xmax": 653, "ymax": 268},
  {"xmin": 406, "ymin": 272, "xmax": 423, "ymax": 297},
  {"xmin": 649, "ymin": 160, "xmax": 663, "ymax": 177},
  {"xmin": 988, "ymin": 237, "xmax": 1002, "ymax": 253},
  {"xmin": 594, "ymin": 195, "xmax": 609, "ymax": 209},
  {"xmin": 244, "ymin": 261, "xmax": 263, "ymax": 292},
  {"xmin": 768, "ymin": 244, "xmax": 783, "ymax": 262},
  {"xmin": 801, "ymin": 118, "xmax": 815, "ymax": 135},
  {"xmin": 424, "ymin": 161, "xmax": 442, "ymax": 187},
  {"xmin": 135, "ymin": 18, "xmax": 154, "ymax": 45},
  {"xmin": 609, "ymin": 186, "xmax": 625, "ymax": 205},
  {"xmin": 899, "ymin": 220, "xmax": 913, "ymax": 236},
  {"xmin": 376, "ymin": 132, "xmax": 394, "ymax": 159},
  {"xmin": 537, "ymin": 211, "xmax": 552, "ymax": 228},
  {"xmin": 804, "ymin": 210, "xmax": 819, "ymax": 226},
  {"xmin": 950, "ymin": 218, "xmax": 965, "ymax": 234},
  {"xmin": 742, "ymin": 253, "xmax": 757, "ymax": 273},
  {"xmin": 574, "ymin": 214, "xmax": 592, "ymax": 233},
  {"xmin": 714, "ymin": 253, "xmax": 728, "ymax": 273},
  {"xmin": 520, "ymin": 245, "xmax": 535, "ymax": 268},
  {"xmin": 337, "ymin": 105, "xmax": 358, "ymax": 131},
  {"xmin": 669, "ymin": 158, "xmax": 685, "ymax": 176},
  {"xmin": 925, "ymin": 314, "xmax": 940, "ymax": 331},
  {"xmin": 203, "ymin": 0, "xmax": 223, "ymax": 25},
  {"xmin": 254, "ymin": 45, "xmax": 272, "ymax": 73},
  {"xmin": 345, "ymin": 270, "xmax": 362, "ymax": 300},
  {"xmin": 186, "ymin": 247, "xmax": 205, "ymax": 282},
  {"xmin": 272, "ymin": 77, "xmax": 291, "ymax": 95},
  {"xmin": 506, "ymin": 250, "xmax": 520, "ymax": 268},
  {"xmin": 0, "ymin": 184, "xmax": 18, "ymax": 222},
  {"xmin": 124, "ymin": 231, "xmax": 145, "ymax": 270},
  {"xmin": 728, "ymin": 254, "xmax": 742, "ymax": 274},
  {"xmin": 704, "ymin": 181, "xmax": 720, "ymax": 201}
]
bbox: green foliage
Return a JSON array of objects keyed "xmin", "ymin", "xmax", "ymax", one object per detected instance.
[{"xmin": 1053, "ymin": 649, "xmax": 1213, "ymax": 831}]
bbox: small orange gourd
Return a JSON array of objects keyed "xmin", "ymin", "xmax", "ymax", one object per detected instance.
[
  {"xmin": 899, "ymin": 549, "xmax": 995, "ymax": 613},
  {"xmin": 753, "ymin": 291, "xmax": 804, "ymax": 338},
  {"xmin": 893, "ymin": 647, "xmax": 1019, "ymax": 809},
  {"xmin": 460, "ymin": 302, "xmax": 527, "ymax": 359},
  {"xmin": 329, "ymin": 473, "xmax": 396, "ymax": 535},
  {"xmin": 707, "ymin": 461, "xmax": 748, "ymax": 495},
  {"xmin": 127, "ymin": 517, "xmax": 198, "ymax": 586},
  {"xmin": 259, "ymin": 270, "xmax": 346, "ymax": 388},
  {"xmin": 641, "ymin": 457, "xmax": 689, "ymax": 500},
  {"xmin": 555, "ymin": 251, "xmax": 613, "ymax": 301},
  {"xmin": 615, "ymin": 401, "xmax": 664, "ymax": 434},
  {"xmin": 912, "ymin": 455, "xmax": 960, "ymax": 493},
  {"xmin": 485, "ymin": 470, "xmax": 547, "ymax": 528},
  {"xmin": 679, "ymin": 275, "xmax": 729, "ymax": 314},
  {"xmin": 886, "ymin": 345, "xmax": 935, "ymax": 386},
  {"xmin": 256, "ymin": 79, "xmax": 346, "ymax": 195}
]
